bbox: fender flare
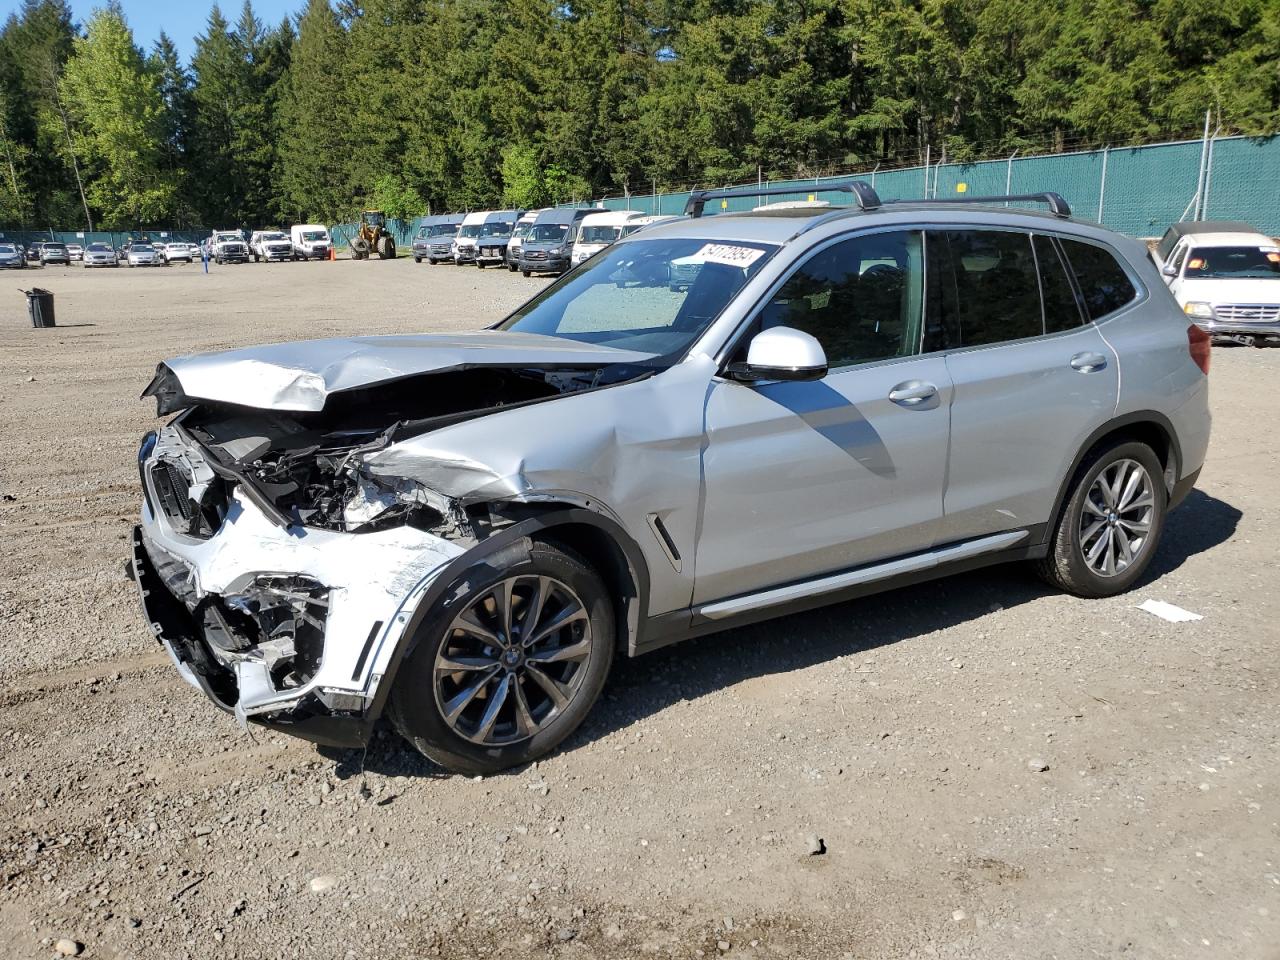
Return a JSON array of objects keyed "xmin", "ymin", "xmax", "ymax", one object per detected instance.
[
  {"xmin": 1041, "ymin": 409, "xmax": 1183, "ymax": 545},
  {"xmin": 363, "ymin": 506, "xmax": 651, "ymax": 727}
]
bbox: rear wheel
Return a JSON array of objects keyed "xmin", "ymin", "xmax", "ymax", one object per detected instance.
[
  {"xmin": 389, "ymin": 541, "xmax": 614, "ymax": 775},
  {"xmin": 1036, "ymin": 441, "xmax": 1167, "ymax": 598}
]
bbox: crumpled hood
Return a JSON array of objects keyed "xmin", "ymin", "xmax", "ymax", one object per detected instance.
[
  {"xmin": 146, "ymin": 330, "xmax": 658, "ymax": 413},
  {"xmin": 1179, "ymin": 277, "xmax": 1280, "ymax": 305}
]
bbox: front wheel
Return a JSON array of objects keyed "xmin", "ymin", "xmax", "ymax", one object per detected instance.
[
  {"xmin": 389, "ymin": 541, "xmax": 614, "ymax": 775},
  {"xmin": 1036, "ymin": 441, "xmax": 1167, "ymax": 598},
  {"xmin": 522, "ymin": 269, "xmax": 530, "ymax": 277}
]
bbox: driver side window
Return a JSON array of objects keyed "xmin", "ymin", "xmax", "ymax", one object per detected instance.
[{"xmin": 758, "ymin": 231, "xmax": 925, "ymax": 369}]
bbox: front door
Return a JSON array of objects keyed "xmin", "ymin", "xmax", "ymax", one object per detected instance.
[{"xmin": 694, "ymin": 229, "xmax": 953, "ymax": 606}]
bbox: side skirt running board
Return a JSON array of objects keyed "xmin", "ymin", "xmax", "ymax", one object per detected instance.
[{"xmin": 696, "ymin": 530, "xmax": 1030, "ymax": 621}]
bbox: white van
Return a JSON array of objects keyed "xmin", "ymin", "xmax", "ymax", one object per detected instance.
[
  {"xmin": 452, "ymin": 211, "xmax": 489, "ymax": 264},
  {"xmin": 570, "ymin": 210, "xmax": 647, "ymax": 266},
  {"xmin": 618, "ymin": 214, "xmax": 680, "ymax": 238},
  {"xmin": 505, "ymin": 209, "xmax": 545, "ymax": 272},
  {"xmin": 290, "ymin": 224, "xmax": 331, "ymax": 261}
]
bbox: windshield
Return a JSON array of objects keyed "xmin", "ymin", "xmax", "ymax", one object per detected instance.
[
  {"xmin": 1186, "ymin": 246, "xmax": 1280, "ymax": 280},
  {"xmin": 578, "ymin": 225, "xmax": 621, "ymax": 245},
  {"xmin": 458, "ymin": 224, "xmax": 482, "ymax": 239},
  {"xmin": 0, "ymin": 243, "xmax": 14, "ymax": 253},
  {"xmin": 46, "ymin": 243, "xmax": 67, "ymax": 251},
  {"xmin": 216, "ymin": 234, "xmax": 240, "ymax": 243},
  {"xmin": 529, "ymin": 223, "xmax": 570, "ymax": 242},
  {"xmin": 513, "ymin": 223, "xmax": 533, "ymax": 239},
  {"xmin": 133, "ymin": 244, "xmax": 153, "ymax": 252},
  {"xmin": 482, "ymin": 222, "xmax": 513, "ymax": 237},
  {"xmin": 88, "ymin": 243, "xmax": 111, "ymax": 251},
  {"xmin": 261, "ymin": 232, "xmax": 287, "ymax": 241},
  {"xmin": 499, "ymin": 237, "xmax": 777, "ymax": 356},
  {"xmin": 429, "ymin": 224, "xmax": 457, "ymax": 237},
  {"xmin": 301, "ymin": 230, "xmax": 326, "ymax": 241}
]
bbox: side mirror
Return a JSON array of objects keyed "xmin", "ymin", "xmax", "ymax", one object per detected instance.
[
  {"xmin": 1161, "ymin": 264, "xmax": 1177, "ymax": 278},
  {"xmin": 727, "ymin": 327, "xmax": 828, "ymax": 383}
]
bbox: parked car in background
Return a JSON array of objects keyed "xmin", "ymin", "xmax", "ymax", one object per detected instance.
[
  {"xmin": 127, "ymin": 242, "xmax": 164, "ymax": 267},
  {"xmin": 517, "ymin": 207, "xmax": 592, "ymax": 276},
  {"xmin": 411, "ymin": 216, "xmax": 440, "ymax": 263},
  {"xmin": 452, "ymin": 211, "xmax": 489, "ymax": 264},
  {"xmin": 66, "ymin": 243, "xmax": 84, "ymax": 261},
  {"xmin": 83, "ymin": 242, "xmax": 119, "ymax": 268},
  {"xmin": 39, "ymin": 241, "xmax": 71, "ymax": 265},
  {"xmin": 619, "ymin": 214, "xmax": 680, "ymax": 238},
  {"xmin": 421, "ymin": 215, "xmax": 463, "ymax": 264},
  {"xmin": 0, "ymin": 240, "xmax": 27, "ymax": 268},
  {"xmin": 1154, "ymin": 220, "xmax": 1280, "ymax": 347},
  {"xmin": 25, "ymin": 244, "xmax": 43, "ymax": 263},
  {"xmin": 161, "ymin": 242, "xmax": 195, "ymax": 264},
  {"xmin": 129, "ymin": 183, "xmax": 1211, "ymax": 775},
  {"xmin": 476, "ymin": 210, "xmax": 524, "ymax": 268},
  {"xmin": 571, "ymin": 210, "xmax": 647, "ymax": 266},
  {"xmin": 250, "ymin": 230, "xmax": 294, "ymax": 263},
  {"xmin": 210, "ymin": 230, "xmax": 249, "ymax": 264},
  {"xmin": 290, "ymin": 224, "xmax": 331, "ymax": 261},
  {"xmin": 505, "ymin": 209, "xmax": 545, "ymax": 271}
]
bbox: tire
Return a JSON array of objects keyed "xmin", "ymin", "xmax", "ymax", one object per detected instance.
[
  {"xmin": 389, "ymin": 540, "xmax": 615, "ymax": 775},
  {"xmin": 522, "ymin": 269, "xmax": 531, "ymax": 277},
  {"xmin": 1036, "ymin": 440, "xmax": 1167, "ymax": 598},
  {"xmin": 427, "ymin": 258, "xmax": 436, "ymax": 265},
  {"xmin": 414, "ymin": 256, "xmax": 421, "ymax": 263},
  {"xmin": 476, "ymin": 261, "xmax": 485, "ymax": 269}
]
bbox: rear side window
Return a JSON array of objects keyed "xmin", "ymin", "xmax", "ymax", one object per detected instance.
[
  {"xmin": 758, "ymin": 230, "xmax": 925, "ymax": 368},
  {"xmin": 1034, "ymin": 235, "xmax": 1085, "ymax": 333},
  {"xmin": 935, "ymin": 230, "xmax": 1043, "ymax": 347},
  {"xmin": 1059, "ymin": 239, "xmax": 1137, "ymax": 319}
]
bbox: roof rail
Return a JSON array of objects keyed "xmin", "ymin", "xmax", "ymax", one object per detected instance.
[
  {"xmin": 891, "ymin": 191, "xmax": 1073, "ymax": 218},
  {"xmin": 684, "ymin": 180, "xmax": 882, "ymax": 218}
]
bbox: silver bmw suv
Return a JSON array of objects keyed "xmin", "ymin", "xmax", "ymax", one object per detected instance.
[{"xmin": 130, "ymin": 183, "xmax": 1211, "ymax": 774}]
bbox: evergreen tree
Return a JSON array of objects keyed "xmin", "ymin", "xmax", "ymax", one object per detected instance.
[
  {"xmin": 61, "ymin": 6, "xmax": 176, "ymax": 226},
  {"xmin": 277, "ymin": 0, "xmax": 353, "ymax": 220}
]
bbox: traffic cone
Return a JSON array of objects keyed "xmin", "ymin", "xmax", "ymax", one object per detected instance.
[{"xmin": 328, "ymin": 244, "xmax": 336, "ymax": 262}]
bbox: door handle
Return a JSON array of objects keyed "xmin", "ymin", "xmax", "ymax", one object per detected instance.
[
  {"xmin": 1070, "ymin": 352, "xmax": 1108, "ymax": 373},
  {"xmin": 888, "ymin": 381, "xmax": 938, "ymax": 406}
]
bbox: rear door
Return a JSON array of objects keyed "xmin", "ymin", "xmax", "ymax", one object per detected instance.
[
  {"xmin": 933, "ymin": 228, "xmax": 1120, "ymax": 544},
  {"xmin": 694, "ymin": 229, "xmax": 953, "ymax": 605}
]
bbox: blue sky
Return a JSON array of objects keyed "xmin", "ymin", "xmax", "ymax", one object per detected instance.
[{"xmin": 64, "ymin": 0, "xmax": 304, "ymax": 62}]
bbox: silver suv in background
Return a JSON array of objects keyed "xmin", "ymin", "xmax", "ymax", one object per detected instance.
[{"xmin": 130, "ymin": 183, "xmax": 1210, "ymax": 775}]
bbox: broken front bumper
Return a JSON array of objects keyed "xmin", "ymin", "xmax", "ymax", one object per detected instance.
[{"xmin": 131, "ymin": 480, "xmax": 464, "ymax": 747}]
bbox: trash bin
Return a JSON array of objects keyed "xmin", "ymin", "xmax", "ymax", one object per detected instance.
[{"xmin": 23, "ymin": 287, "xmax": 55, "ymax": 328}]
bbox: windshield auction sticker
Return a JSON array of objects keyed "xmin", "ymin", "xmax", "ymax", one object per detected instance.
[{"xmin": 693, "ymin": 243, "xmax": 765, "ymax": 269}]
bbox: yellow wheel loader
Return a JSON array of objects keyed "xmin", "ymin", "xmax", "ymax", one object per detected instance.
[{"xmin": 349, "ymin": 210, "xmax": 397, "ymax": 260}]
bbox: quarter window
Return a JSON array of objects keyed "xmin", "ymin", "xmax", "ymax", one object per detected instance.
[
  {"xmin": 757, "ymin": 230, "xmax": 925, "ymax": 368},
  {"xmin": 1059, "ymin": 238, "xmax": 1137, "ymax": 320},
  {"xmin": 1034, "ymin": 235, "xmax": 1085, "ymax": 333}
]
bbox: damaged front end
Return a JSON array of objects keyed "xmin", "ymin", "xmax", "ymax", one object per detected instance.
[{"xmin": 132, "ymin": 354, "xmax": 652, "ymax": 745}]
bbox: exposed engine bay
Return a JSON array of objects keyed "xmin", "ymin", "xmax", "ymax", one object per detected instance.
[{"xmin": 145, "ymin": 362, "xmax": 650, "ymax": 539}]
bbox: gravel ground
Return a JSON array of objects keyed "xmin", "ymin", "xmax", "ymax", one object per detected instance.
[{"xmin": 1, "ymin": 257, "xmax": 1277, "ymax": 960}]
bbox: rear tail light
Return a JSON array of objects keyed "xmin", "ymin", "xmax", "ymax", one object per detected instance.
[{"xmin": 1187, "ymin": 323, "xmax": 1211, "ymax": 375}]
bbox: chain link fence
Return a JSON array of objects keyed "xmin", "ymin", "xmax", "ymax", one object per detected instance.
[{"xmin": 583, "ymin": 134, "xmax": 1280, "ymax": 238}]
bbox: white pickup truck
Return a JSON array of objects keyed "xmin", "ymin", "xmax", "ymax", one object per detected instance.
[
  {"xmin": 250, "ymin": 230, "xmax": 294, "ymax": 263},
  {"xmin": 1154, "ymin": 220, "xmax": 1280, "ymax": 347},
  {"xmin": 210, "ymin": 230, "xmax": 250, "ymax": 265}
]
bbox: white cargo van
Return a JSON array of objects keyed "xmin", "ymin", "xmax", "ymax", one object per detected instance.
[
  {"xmin": 570, "ymin": 210, "xmax": 647, "ymax": 266},
  {"xmin": 452, "ymin": 211, "xmax": 489, "ymax": 264},
  {"xmin": 290, "ymin": 224, "xmax": 332, "ymax": 261}
]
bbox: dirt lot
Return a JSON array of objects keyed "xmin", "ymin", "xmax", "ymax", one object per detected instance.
[{"xmin": 1, "ymin": 258, "xmax": 1278, "ymax": 960}]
